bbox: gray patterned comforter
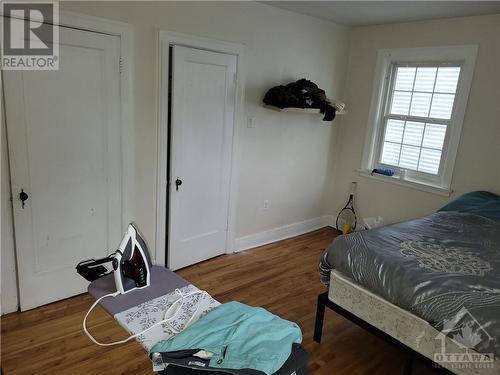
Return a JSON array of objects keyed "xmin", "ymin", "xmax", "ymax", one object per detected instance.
[{"xmin": 320, "ymin": 211, "xmax": 500, "ymax": 358}]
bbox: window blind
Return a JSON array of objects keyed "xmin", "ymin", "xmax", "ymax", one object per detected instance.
[{"xmin": 380, "ymin": 65, "xmax": 461, "ymax": 175}]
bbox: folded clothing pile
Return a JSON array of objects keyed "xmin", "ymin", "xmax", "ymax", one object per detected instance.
[{"xmin": 150, "ymin": 301, "xmax": 303, "ymax": 375}]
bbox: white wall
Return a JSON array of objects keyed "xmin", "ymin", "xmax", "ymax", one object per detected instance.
[
  {"xmin": 61, "ymin": 2, "xmax": 351, "ymax": 248},
  {"xmin": 1, "ymin": 94, "xmax": 19, "ymax": 314},
  {"xmin": 330, "ymin": 14, "xmax": 500, "ymax": 224}
]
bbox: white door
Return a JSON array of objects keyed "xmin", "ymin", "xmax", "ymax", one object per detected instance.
[
  {"xmin": 3, "ymin": 24, "xmax": 122, "ymax": 311},
  {"xmin": 168, "ymin": 46, "xmax": 237, "ymax": 270}
]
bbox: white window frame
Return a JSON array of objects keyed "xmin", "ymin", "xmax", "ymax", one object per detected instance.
[{"xmin": 361, "ymin": 45, "xmax": 478, "ymax": 195}]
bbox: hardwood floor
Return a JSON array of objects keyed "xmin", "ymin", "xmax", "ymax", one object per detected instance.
[{"xmin": 1, "ymin": 227, "xmax": 437, "ymax": 374}]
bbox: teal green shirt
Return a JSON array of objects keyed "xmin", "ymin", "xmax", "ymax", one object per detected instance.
[{"xmin": 151, "ymin": 301, "xmax": 302, "ymax": 375}]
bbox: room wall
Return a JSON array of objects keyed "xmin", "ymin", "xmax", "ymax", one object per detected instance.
[
  {"xmin": 330, "ymin": 14, "xmax": 500, "ymax": 224},
  {"xmin": 61, "ymin": 2, "xmax": 351, "ymax": 254}
]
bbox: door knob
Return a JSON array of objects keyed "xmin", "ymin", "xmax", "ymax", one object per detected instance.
[
  {"xmin": 19, "ymin": 189, "xmax": 29, "ymax": 208},
  {"xmin": 175, "ymin": 178, "xmax": 183, "ymax": 191}
]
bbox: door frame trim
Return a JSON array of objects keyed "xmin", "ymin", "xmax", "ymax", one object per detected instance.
[{"xmin": 157, "ymin": 30, "xmax": 247, "ymax": 267}]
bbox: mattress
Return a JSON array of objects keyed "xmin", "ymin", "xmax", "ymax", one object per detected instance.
[
  {"xmin": 320, "ymin": 211, "xmax": 500, "ymax": 359},
  {"xmin": 329, "ymin": 270, "xmax": 500, "ymax": 375}
]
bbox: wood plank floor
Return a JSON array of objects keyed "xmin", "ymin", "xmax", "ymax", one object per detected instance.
[{"xmin": 1, "ymin": 227, "xmax": 438, "ymax": 374}]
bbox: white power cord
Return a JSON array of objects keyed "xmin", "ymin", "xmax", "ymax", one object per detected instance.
[{"xmin": 83, "ymin": 288, "xmax": 208, "ymax": 346}]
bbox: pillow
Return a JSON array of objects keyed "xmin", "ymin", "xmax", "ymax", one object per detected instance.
[{"xmin": 439, "ymin": 191, "xmax": 500, "ymax": 223}]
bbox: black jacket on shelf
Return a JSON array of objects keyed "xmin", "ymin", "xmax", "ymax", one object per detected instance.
[{"xmin": 263, "ymin": 79, "xmax": 336, "ymax": 121}]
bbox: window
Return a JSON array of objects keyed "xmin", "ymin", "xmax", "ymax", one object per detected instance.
[
  {"xmin": 362, "ymin": 46, "xmax": 477, "ymax": 193},
  {"xmin": 380, "ymin": 64, "xmax": 460, "ymax": 175}
]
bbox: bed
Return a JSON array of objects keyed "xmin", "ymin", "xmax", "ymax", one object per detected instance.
[{"xmin": 316, "ymin": 191, "xmax": 500, "ymax": 374}]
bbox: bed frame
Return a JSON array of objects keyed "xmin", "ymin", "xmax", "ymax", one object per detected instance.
[{"xmin": 313, "ymin": 291, "xmax": 454, "ymax": 375}]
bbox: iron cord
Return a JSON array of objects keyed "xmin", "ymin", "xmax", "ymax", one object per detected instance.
[{"xmin": 83, "ymin": 289, "xmax": 209, "ymax": 346}]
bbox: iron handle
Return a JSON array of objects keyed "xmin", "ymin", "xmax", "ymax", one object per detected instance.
[
  {"xmin": 19, "ymin": 189, "xmax": 29, "ymax": 208},
  {"xmin": 175, "ymin": 178, "xmax": 182, "ymax": 191}
]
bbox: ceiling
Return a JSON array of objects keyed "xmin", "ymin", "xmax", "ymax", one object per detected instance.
[{"xmin": 264, "ymin": 1, "xmax": 500, "ymax": 26}]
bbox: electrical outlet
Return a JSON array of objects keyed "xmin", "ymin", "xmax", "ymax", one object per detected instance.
[{"xmin": 263, "ymin": 200, "xmax": 270, "ymax": 210}]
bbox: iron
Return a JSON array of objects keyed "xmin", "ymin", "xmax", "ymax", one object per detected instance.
[{"xmin": 76, "ymin": 223, "xmax": 152, "ymax": 294}]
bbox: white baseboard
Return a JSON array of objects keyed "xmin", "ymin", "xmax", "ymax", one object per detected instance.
[{"xmin": 233, "ymin": 215, "xmax": 334, "ymax": 253}]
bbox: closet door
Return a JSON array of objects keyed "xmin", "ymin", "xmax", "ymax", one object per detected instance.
[
  {"xmin": 168, "ymin": 45, "xmax": 237, "ymax": 270},
  {"xmin": 4, "ymin": 25, "xmax": 122, "ymax": 310}
]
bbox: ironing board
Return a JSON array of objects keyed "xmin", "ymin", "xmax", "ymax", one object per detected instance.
[{"xmin": 88, "ymin": 266, "xmax": 308, "ymax": 375}]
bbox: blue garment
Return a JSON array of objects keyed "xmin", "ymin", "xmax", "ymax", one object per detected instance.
[
  {"xmin": 150, "ymin": 301, "xmax": 302, "ymax": 375},
  {"xmin": 439, "ymin": 191, "xmax": 500, "ymax": 223}
]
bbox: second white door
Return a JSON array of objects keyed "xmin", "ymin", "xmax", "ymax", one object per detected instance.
[{"xmin": 168, "ymin": 45, "xmax": 237, "ymax": 270}]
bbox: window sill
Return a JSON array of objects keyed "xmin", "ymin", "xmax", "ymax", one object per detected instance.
[{"xmin": 358, "ymin": 169, "xmax": 452, "ymax": 197}]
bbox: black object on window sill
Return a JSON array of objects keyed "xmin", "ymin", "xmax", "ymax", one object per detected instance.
[{"xmin": 263, "ymin": 78, "xmax": 336, "ymax": 121}]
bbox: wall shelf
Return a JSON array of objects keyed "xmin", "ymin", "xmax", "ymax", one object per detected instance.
[{"xmin": 264, "ymin": 104, "xmax": 347, "ymax": 115}]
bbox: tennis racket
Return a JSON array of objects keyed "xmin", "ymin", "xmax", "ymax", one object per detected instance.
[{"xmin": 336, "ymin": 182, "xmax": 357, "ymax": 234}]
